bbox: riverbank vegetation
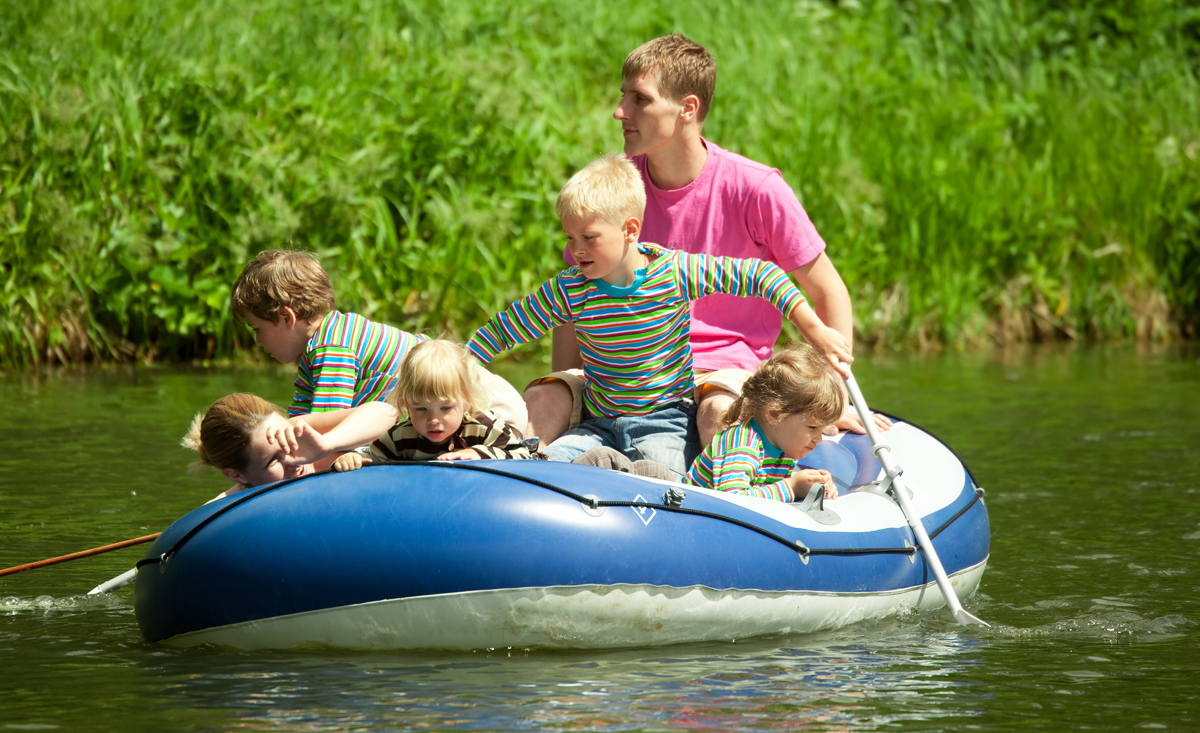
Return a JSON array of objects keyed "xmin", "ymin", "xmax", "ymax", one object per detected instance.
[{"xmin": 2, "ymin": 0, "xmax": 1198, "ymax": 368}]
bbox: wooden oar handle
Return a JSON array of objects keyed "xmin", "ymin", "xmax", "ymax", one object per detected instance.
[{"xmin": 0, "ymin": 533, "xmax": 161, "ymax": 578}]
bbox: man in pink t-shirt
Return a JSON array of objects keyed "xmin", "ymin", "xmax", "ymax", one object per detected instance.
[{"xmin": 525, "ymin": 33, "xmax": 887, "ymax": 447}]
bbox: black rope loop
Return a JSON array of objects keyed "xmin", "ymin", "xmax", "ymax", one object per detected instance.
[{"xmin": 928, "ymin": 487, "xmax": 985, "ymax": 540}]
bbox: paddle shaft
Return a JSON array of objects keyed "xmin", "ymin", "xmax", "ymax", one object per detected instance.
[
  {"xmin": 88, "ymin": 567, "xmax": 138, "ymax": 595},
  {"xmin": 0, "ymin": 533, "xmax": 161, "ymax": 578},
  {"xmin": 842, "ymin": 369, "xmax": 988, "ymax": 627}
]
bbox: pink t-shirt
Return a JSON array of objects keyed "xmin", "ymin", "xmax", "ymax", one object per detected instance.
[{"xmin": 638, "ymin": 140, "xmax": 826, "ymax": 370}]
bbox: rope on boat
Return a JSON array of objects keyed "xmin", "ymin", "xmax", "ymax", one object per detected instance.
[
  {"xmin": 928, "ymin": 486, "xmax": 985, "ymax": 540},
  {"xmin": 138, "ymin": 462, "xmax": 984, "ymax": 572}
]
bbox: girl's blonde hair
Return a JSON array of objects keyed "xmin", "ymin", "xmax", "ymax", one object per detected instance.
[
  {"xmin": 389, "ymin": 339, "xmax": 488, "ymax": 415},
  {"xmin": 182, "ymin": 393, "xmax": 281, "ymax": 472},
  {"xmin": 723, "ymin": 345, "xmax": 845, "ymax": 428}
]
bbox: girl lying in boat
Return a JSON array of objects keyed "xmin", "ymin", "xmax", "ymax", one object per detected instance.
[
  {"xmin": 183, "ymin": 340, "xmax": 535, "ymax": 498},
  {"xmin": 182, "ymin": 394, "xmax": 399, "ymax": 501}
]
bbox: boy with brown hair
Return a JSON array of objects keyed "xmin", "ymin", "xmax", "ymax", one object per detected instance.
[
  {"xmin": 524, "ymin": 34, "xmax": 889, "ymax": 448},
  {"xmin": 231, "ymin": 249, "xmax": 425, "ymax": 417}
]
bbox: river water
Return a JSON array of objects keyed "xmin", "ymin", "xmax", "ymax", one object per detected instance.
[{"xmin": 1, "ymin": 345, "xmax": 1197, "ymax": 731}]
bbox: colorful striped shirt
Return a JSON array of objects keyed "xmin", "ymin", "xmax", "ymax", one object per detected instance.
[
  {"xmin": 468, "ymin": 243, "xmax": 805, "ymax": 418},
  {"xmin": 685, "ymin": 419, "xmax": 797, "ymax": 502},
  {"xmin": 289, "ymin": 310, "xmax": 424, "ymax": 416},
  {"xmin": 367, "ymin": 410, "xmax": 533, "ymax": 461}
]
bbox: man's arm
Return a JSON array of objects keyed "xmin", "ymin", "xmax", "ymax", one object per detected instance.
[{"xmin": 788, "ymin": 252, "xmax": 853, "ymax": 351}]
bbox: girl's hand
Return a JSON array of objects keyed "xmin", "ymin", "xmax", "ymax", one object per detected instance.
[
  {"xmin": 790, "ymin": 469, "xmax": 838, "ymax": 501},
  {"xmin": 436, "ymin": 448, "xmax": 481, "ymax": 462},
  {"xmin": 332, "ymin": 452, "xmax": 371, "ymax": 472}
]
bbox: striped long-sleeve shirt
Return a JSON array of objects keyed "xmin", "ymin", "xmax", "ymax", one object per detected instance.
[
  {"xmin": 367, "ymin": 410, "xmax": 533, "ymax": 461},
  {"xmin": 685, "ymin": 419, "xmax": 797, "ymax": 501},
  {"xmin": 467, "ymin": 243, "xmax": 805, "ymax": 418},
  {"xmin": 289, "ymin": 310, "xmax": 424, "ymax": 416}
]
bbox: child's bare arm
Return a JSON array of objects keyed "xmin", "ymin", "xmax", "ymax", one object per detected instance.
[{"xmin": 273, "ymin": 402, "xmax": 400, "ymax": 465}]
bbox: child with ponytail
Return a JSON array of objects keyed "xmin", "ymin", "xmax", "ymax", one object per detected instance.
[
  {"xmin": 685, "ymin": 345, "xmax": 844, "ymax": 502},
  {"xmin": 183, "ymin": 393, "xmax": 398, "ymax": 499}
]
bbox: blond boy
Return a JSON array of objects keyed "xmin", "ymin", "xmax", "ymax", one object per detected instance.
[{"xmin": 467, "ymin": 155, "xmax": 849, "ymax": 477}]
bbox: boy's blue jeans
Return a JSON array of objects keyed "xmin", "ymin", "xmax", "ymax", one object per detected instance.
[{"xmin": 544, "ymin": 400, "xmax": 699, "ymax": 479}]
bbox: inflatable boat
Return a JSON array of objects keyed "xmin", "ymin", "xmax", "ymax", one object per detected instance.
[{"xmin": 133, "ymin": 415, "xmax": 989, "ymax": 651}]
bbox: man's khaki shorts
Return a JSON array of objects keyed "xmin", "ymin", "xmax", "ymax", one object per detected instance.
[{"xmin": 526, "ymin": 368, "xmax": 755, "ymax": 430}]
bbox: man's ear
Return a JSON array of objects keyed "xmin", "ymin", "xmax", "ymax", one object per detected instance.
[
  {"xmin": 623, "ymin": 216, "xmax": 642, "ymax": 243},
  {"xmin": 680, "ymin": 94, "xmax": 701, "ymax": 123},
  {"xmin": 221, "ymin": 467, "xmax": 246, "ymax": 484}
]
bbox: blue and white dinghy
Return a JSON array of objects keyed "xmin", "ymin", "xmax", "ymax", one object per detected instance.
[{"xmin": 134, "ymin": 414, "xmax": 990, "ymax": 651}]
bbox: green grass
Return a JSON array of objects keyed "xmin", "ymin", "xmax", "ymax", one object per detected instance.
[{"xmin": 2, "ymin": 0, "xmax": 1198, "ymax": 369}]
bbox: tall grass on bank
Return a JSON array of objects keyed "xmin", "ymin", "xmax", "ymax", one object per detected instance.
[{"xmin": 1, "ymin": 0, "xmax": 1198, "ymax": 368}]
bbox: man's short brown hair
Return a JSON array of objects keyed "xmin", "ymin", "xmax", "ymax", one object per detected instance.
[
  {"xmin": 622, "ymin": 33, "xmax": 715, "ymax": 123},
  {"xmin": 231, "ymin": 249, "xmax": 336, "ymax": 323}
]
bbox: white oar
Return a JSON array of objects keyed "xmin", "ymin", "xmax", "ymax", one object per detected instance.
[
  {"xmin": 841, "ymin": 364, "xmax": 989, "ymax": 627},
  {"xmin": 87, "ymin": 568, "xmax": 137, "ymax": 595}
]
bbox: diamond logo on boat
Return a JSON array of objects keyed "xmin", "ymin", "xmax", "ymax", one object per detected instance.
[{"xmin": 632, "ymin": 494, "xmax": 656, "ymax": 525}]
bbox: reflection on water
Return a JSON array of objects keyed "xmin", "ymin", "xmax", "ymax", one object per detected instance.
[
  {"xmin": 1, "ymin": 345, "xmax": 1198, "ymax": 731},
  {"xmin": 132, "ymin": 620, "xmax": 988, "ymax": 731}
]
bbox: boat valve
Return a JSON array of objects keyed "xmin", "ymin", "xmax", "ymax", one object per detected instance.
[{"xmin": 661, "ymin": 486, "xmax": 686, "ymax": 508}]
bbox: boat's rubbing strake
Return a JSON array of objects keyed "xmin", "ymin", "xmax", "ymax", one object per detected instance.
[{"xmin": 164, "ymin": 558, "xmax": 990, "ymax": 651}]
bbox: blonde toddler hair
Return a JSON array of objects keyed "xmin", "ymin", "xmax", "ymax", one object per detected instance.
[
  {"xmin": 182, "ymin": 393, "xmax": 282, "ymax": 472},
  {"xmin": 723, "ymin": 345, "xmax": 845, "ymax": 428},
  {"xmin": 231, "ymin": 249, "xmax": 336, "ymax": 323},
  {"xmin": 389, "ymin": 339, "xmax": 489, "ymax": 417},
  {"xmin": 555, "ymin": 154, "xmax": 646, "ymax": 227},
  {"xmin": 623, "ymin": 33, "xmax": 716, "ymax": 123}
]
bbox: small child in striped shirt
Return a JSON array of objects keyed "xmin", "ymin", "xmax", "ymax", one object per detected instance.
[
  {"xmin": 335, "ymin": 339, "xmax": 535, "ymax": 470},
  {"xmin": 685, "ymin": 345, "xmax": 844, "ymax": 502},
  {"xmin": 467, "ymin": 155, "xmax": 852, "ymax": 478}
]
